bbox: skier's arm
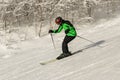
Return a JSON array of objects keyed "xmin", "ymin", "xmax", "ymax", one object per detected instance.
[{"xmin": 52, "ymin": 25, "xmax": 63, "ymax": 33}]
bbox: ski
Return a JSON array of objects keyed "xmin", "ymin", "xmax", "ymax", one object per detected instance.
[
  {"xmin": 40, "ymin": 59, "xmax": 57, "ymax": 65},
  {"xmin": 40, "ymin": 50, "xmax": 83, "ymax": 65}
]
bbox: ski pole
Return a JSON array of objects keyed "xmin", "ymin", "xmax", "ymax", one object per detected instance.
[
  {"xmin": 77, "ymin": 35, "xmax": 102, "ymax": 48},
  {"xmin": 50, "ymin": 33, "xmax": 56, "ymax": 49},
  {"xmin": 49, "ymin": 15, "xmax": 56, "ymax": 49}
]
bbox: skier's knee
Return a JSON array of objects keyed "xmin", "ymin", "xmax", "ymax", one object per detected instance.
[{"xmin": 62, "ymin": 41, "xmax": 67, "ymax": 46}]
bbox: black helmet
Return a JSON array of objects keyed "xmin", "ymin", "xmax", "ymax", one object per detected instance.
[{"xmin": 55, "ymin": 17, "xmax": 62, "ymax": 25}]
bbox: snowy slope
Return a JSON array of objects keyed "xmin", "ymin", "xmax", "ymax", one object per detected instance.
[{"xmin": 0, "ymin": 16, "xmax": 120, "ymax": 80}]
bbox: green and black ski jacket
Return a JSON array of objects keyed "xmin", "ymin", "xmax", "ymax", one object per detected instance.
[{"xmin": 52, "ymin": 20, "xmax": 77, "ymax": 37}]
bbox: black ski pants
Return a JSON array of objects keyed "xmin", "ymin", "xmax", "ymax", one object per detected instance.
[{"xmin": 62, "ymin": 35, "xmax": 76, "ymax": 53}]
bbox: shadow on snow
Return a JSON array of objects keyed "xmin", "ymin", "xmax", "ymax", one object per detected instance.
[{"xmin": 72, "ymin": 40, "xmax": 105, "ymax": 55}]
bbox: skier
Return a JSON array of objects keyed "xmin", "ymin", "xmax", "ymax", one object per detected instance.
[{"xmin": 49, "ymin": 17, "xmax": 77, "ymax": 60}]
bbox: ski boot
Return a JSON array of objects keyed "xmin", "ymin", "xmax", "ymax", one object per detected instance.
[{"xmin": 56, "ymin": 52, "xmax": 72, "ymax": 60}]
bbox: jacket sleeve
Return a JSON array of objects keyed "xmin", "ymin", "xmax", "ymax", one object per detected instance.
[{"xmin": 52, "ymin": 25, "xmax": 63, "ymax": 33}]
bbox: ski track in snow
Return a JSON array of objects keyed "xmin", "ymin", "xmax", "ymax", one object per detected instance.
[
  {"xmin": 1, "ymin": 16, "xmax": 120, "ymax": 80},
  {"xmin": 52, "ymin": 54, "xmax": 120, "ymax": 80}
]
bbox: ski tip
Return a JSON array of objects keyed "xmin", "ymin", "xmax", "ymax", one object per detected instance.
[
  {"xmin": 40, "ymin": 59, "xmax": 57, "ymax": 65},
  {"xmin": 40, "ymin": 63, "xmax": 46, "ymax": 65}
]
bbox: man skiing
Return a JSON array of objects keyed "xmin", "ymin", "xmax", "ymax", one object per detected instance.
[{"xmin": 49, "ymin": 17, "xmax": 77, "ymax": 60}]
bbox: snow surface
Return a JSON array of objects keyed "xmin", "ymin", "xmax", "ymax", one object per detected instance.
[{"xmin": 0, "ymin": 15, "xmax": 120, "ymax": 80}]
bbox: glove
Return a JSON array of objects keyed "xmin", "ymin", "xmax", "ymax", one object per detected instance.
[
  {"xmin": 65, "ymin": 29, "xmax": 70, "ymax": 34},
  {"xmin": 48, "ymin": 30, "xmax": 53, "ymax": 33}
]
